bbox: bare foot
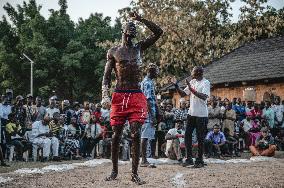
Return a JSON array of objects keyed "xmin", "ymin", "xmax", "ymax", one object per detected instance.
[
  {"xmin": 105, "ymin": 171, "xmax": 117, "ymax": 181},
  {"xmin": 131, "ymin": 174, "xmax": 146, "ymax": 185}
]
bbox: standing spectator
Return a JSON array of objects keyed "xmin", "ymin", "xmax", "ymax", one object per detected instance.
[
  {"xmin": 0, "ymin": 96, "xmax": 12, "ymax": 155},
  {"xmin": 165, "ymin": 119, "xmax": 185, "ymax": 163},
  {"xmin": 46, "ymin": 96, "xmax": 60, "ymax": 118},
  {"xmin": 172, "ymin": 66, "xmax": 210, "ymax": 168},
  {"xmin": 207, "ymin": 100, "xmax": 222, "ymax": 131},
  {"xmin": 275, "ymin": 129, "xmax": 284, "ymax": 151},
  {"xmin": 251, "ymin": 103, "xmax": 262, "ymax": 120},
  {"xmin": 223, "ymin": 103, "xmax": 236, "ymax": 137},
  {"xmin": 33, "ymin": 96, "xmax": 46, "ymax": 121},
  {"xmin": 140, "ymin": 63, "xmax": 159, "ymax": 167},
  {"xmin": 262, "ymin": 101, "xmax": 275, "ymax": 136},
  {"xmin": 204, "ymin": 124, "xmax": 227, "ymax": 158},
  {"xmin": 24, "ymin": 94, "xmax": 34, "ymax": 129},
  {"xmin": 249, "ymin": 127, "xmax": 277, "ymax": 157},
  {"xmin": 101, "ymin": 100, "xmax": 111, "ymax": 126},
  {"xmin": 13, "ymin": 95, "xmax": 26, "ymax": 129},
  {"xmin": 174, "ymin": 98, "xmax": 188, "ymax": 126},
  {"xmin": 233, "ymin": 98, "xmax": 246, "ymax": 122},
  {"xmin": 82, "ymin": 115, "xmax": 101, "ymax": 158},
  {"xmin": 62, "ymin": 100, "xmax": 74, "ymax": 125},
  {"xmin": 164, "ymin": 102, "xmax": 175, "ymax": 130},
  {"xmin": 272, "ymin": 97, "xmax": 283, "ymax": 130},
  {"xmin": 80, "ymin": 101, "xmax": 91, "ymax": 126}
]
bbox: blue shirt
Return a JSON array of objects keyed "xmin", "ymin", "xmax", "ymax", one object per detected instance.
[
  {"xmin": 205, "ymin": 131, "xmax": 226, "ymax": 144},
  {"xmin": 141, "ymin": 76, "xmax": 157, "ymax": 116},
  {"xmin": 232, "ymin": 104, "xmax": 246, "ymax": 121}
]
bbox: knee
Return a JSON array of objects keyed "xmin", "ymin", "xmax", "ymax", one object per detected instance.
[
  {"xmin": 131, "ymin": 123, "xmax": 141, "ymax": 138},
  {"xmin": 45, "ymin": 139, "xmax": 51, "ymax": 146}
]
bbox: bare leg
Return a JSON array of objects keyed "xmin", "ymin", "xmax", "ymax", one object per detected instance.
[
  {"xmin": 105, "ymin": 125, "xmax": 123, "ymax": 181},
  {"xmin": 130, "ymin": 122, "xmax": 145, "ymax": 185}
]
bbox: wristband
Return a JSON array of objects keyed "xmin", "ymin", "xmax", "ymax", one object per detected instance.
[{"xmin": 190, "ymin": 87, "xmax": 197, "ymax": 94}]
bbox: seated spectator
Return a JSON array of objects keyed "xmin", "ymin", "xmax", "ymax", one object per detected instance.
[
  {"xmin": 204, "ymin": 124, "xmax": 227, "ymax": 158},
  {"xmin": 165, "ymin": 119, "xmax": 185, "ymax": 163},
  {"xmin": 240, "ymin": 112, "xmax": 253, "ymax": 148},
  {"xmin": 62, "ymin": 116, "xmax": 82, "ymax": 159},
  {"xmin": 6, "ymin": 113, "xmax": 31, "ymax": 160},
  {"xmin": 249, "ymin": 127, "xmax": 276, "ymax": 157},
  {"xmin": 48, "ymin": 112, "xmax": 61, "ymax": 161},
  {"xmin": 224, "ymin": 128, "xmax": 240, "ymax": 157},
  {"xmin": 275, "ymin": 129, "xmax": 284, "ymax": 151},
  {"xmin": 31, "ymin": 117, "xmax": 52, "ymax": 162}
]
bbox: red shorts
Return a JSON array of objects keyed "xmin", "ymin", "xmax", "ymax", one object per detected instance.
[{"xmin": 110, "ymin": 89, "xmax": 147, "ymax": 126}]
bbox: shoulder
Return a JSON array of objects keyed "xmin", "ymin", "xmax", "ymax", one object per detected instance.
[
  {"xmin": 107, "ymin": 46, "xmax": 119, "ymax": 55},
  {"xmin": 202, "ymin": 79, "xmax": 210, "ymax": 85}
]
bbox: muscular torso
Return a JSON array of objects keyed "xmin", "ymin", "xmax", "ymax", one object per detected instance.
[{"xmin": 110, "ymin": 45, "xmax": 142, "ymax": 89}]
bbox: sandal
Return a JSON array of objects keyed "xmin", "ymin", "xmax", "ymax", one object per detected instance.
[
  {"xmin": 105, "ymin": 171, "xmax": 118, "ymax": 181},
  {"xmin": 131, "ymin": 174, "xmax": 146, "ymax": 185}
]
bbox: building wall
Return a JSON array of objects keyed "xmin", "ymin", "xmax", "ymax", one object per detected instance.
[
  {"xmin": 211, "ymin": 82, "xmax": 284, "ymax": 102},
  {"xmin": 168, "ymin": 82, "xmax": 284, "ymax": 106}
]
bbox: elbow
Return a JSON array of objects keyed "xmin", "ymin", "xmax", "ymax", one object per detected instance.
[{"xmin": 157, "ymin": 28, "xmax": 163, "ymax": 37}]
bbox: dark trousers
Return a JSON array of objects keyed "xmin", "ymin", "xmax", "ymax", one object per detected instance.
[
  {"xmin": 204, "ymin": 140, "xmax": 228, "ymax": 156},
  {"xmin": 156, "ymin": 130, "xmax": 166, "ymax": 157},
  {"xmin": 185, "ymin": 116, "xmax": 208, "ymax": 162}
]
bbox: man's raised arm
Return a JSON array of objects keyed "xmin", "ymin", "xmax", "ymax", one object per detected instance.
[{"xmin": 131, "ymin": 12, "xmax": 163, "ymax": 51}]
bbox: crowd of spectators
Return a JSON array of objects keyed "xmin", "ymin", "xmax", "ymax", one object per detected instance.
[{"xmin": 0, "ymin": 89, "xmax": 283, "ymax": 167}]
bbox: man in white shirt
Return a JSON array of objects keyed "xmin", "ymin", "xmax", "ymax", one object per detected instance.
[
  {"xmin": 46, "ymin": 96, "xmax": 60, "ymax": 118},
  {"xmin": 31, "ymin": 117, "xmax": 51, "ymax": 161},
  {"xmin": 172, "ymin": 66, "xmax": 210, "ymax": 168}
]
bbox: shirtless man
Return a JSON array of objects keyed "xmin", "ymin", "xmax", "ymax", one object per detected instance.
[{"xmin": 102, "ymin": 12, "xmax": 163, "ymax": 184}]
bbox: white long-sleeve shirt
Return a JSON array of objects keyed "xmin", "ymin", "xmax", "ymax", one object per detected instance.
[
  {"xmin": 0, "ymin": 103, "xmax": 12, "ymax": 120},
  {"xmin": 31, "ymin": 120, "xmax": 50, "ymax": 142}
]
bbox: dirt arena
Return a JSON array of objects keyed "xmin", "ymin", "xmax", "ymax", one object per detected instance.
[{"xmin": 0, "ymin": 157, "xmax": 284, "ymax": 188}]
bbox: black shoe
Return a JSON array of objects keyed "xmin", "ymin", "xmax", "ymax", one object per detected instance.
[
  {"xmin": 41, "ymin": 157, "xmax": 49, "ymax": 162},
  {"xmin": 193, "ymin": 160, "xmax": 205, "ymax": 168},
  {"xmin": 178, "ymin": 158, "xmax": 183, "ymax": 164},
  {"xmin": 53, "ymin": 156, "xmax": 62, "ymax": 162},
  {"xmin": 182, "ymin": 158, "xmax": 194, "ymax": 167},
  {"xmin": 1, "ymin": 162, "xmax": 10, "ymax": 167},
  {"xmin": 105, "ymin": 171, "xmax": 118, "ymax": 181}
]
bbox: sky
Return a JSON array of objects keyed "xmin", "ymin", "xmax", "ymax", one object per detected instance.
[{"xmin": 0, "ymin": 0, "xmax": 283, "ymax": 25}]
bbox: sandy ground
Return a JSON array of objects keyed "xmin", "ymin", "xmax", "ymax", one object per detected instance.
[{"xmin": 1, "ymin": 158, "xmax": 284, "ymax": 188}]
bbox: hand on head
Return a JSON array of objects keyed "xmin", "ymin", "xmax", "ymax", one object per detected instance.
[{"xmin": 129, "ymin": 11, "xmax": 141, "ymax": 21}]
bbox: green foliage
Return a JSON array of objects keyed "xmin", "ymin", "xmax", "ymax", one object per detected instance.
[
  {"xmin": 0, "ymin": 0, "xmax": 122, "ymax": 101},
  {"xmin": 0, "ymin": 0, "xmax": 283, "ymax": 100}
]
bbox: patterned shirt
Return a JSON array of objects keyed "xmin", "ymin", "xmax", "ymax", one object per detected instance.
[{"xmin": 141, "ymin": 76, "xmax": 157, "ymax": 116}]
